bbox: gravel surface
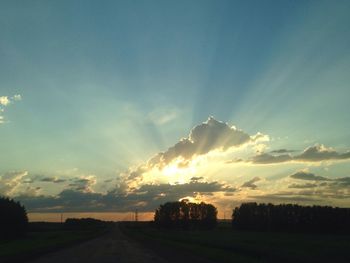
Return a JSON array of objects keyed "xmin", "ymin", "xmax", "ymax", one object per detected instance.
[{"xmin": 27, "ymin": 224, "xmax": 169, "ymax": 263}]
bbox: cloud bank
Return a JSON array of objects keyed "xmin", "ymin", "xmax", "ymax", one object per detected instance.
[{"xmin": 245, "ymin": 145, "xmax": 350, "ymax": 164}]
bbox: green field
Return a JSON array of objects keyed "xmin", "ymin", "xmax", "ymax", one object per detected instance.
[
  {"xmin": 0, "ymin": 222, "xmax": 109, "ymax": 263},
  {"xmin": 120, "ymin": 222, "xmax": 350, "ymax": 263}
]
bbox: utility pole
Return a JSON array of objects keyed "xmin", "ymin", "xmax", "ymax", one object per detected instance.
[{"xmin": 135, "ymin": 209, "xmax": 138, "ymax": 222}]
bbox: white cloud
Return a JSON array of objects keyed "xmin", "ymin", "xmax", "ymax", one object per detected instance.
[
  {"xmin": 13, "ymin": 94, "xmax": 22, "ymax": 101},
  {"xmin": 0, "ymin": 94, "xmax": 22, "ymax": 124},
  {"xmin": 0, "ymin": 96, "xmax": 10, "ymax": 106},
  {"xmin": 148, "ymin": 117, "xmax": 266, "ymax": 168}
]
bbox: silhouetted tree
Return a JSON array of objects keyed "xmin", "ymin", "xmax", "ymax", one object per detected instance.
[
  {"xmin": 232, "ymin": 203, "xmax": 350, "ymax": 233},
  {"xmin": 0, "ymin": 196, "xmax": 28, "ymax": 239},
  {"xmin": 154, "ymin": 200, "xmax": 217, "ymax": 229}
]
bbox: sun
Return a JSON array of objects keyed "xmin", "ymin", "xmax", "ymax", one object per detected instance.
[
  {"xmin": 161, "ymin": 159, "xmax": 197, "ymax": 184},
  {"xmin": 163, "ymin": 164, "xmax": 180, "ymax": 177}
]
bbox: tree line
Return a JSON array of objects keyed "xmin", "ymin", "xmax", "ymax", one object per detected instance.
[
  {"xmin": 154, "ymin": 200, "xmax": 217, "ymax": 229},
  {"xmin": 0, "ymin": 196, "xmax": 28, "ymax": 239},
  {"xmin": 232, "ymin": 202, "xmax": 350, "ymax": 233}
]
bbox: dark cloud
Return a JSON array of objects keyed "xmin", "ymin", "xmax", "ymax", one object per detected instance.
[
  {"xmin": 270, "ymin": 149, "xmax": 296, "ymax": 154},
  {"xmin": 68, "ymin": 177, "xmax": 96, "ymax": 192},
  {"xmin": 290, "ymin": 171, "xmax": 330, "ymax": 181},
  {"xmin": 244, "ymin": 145, "xmax": 350, "ymax": 164},
  {"xmin": 251, "ymin": 153, "xmax": 292, "ymax": 164},
  {"xmin": 40, "ymin": 177, "xmax": 66, "ymax": 183},
  {"xmin": 288, "ymin": 183, "xmax": 318, "ymax": 189},
  {"xmin": 190, "ymin": 176, "xmax": 204, "ymax": 182},
  {"xmin": 14, "ymin": 180, "xmax": 235, "ymax": 213},
  {"xmin": 241, "ymin": 177, "xmax": 261, "ymax": 189},
  {"xmin": 335, "ymin": 177, "xmax": 350, "ymax": 186},
  {"xmin": 295, "ymin": 145, "xmax": 350, "ymax": 162}
]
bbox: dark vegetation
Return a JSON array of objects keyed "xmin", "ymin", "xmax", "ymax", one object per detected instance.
[
  {"xmin": 1, "ymin": 197, "xmax": 350, "ymax": 263},
  {"xmin": 0, "ymin": 218, "xmax": 113, "ymax": 263},
  {"xmin": 120, "ymin": 201, "xmax": 350, "ymax": 262},
  {"xmin": 120, "ymin": 221, "xmax": 350, "ymax": 263},
  {"xmin": 154, "ymin": 200, "xmax": 217, "ymax": 229},
  {"xmin": 0, "ymin": 197, "xmax": 28, "ymax": 239},
  {"xmin": 232, "ymin": 202, "xmax": 350, "ymax": 233}
]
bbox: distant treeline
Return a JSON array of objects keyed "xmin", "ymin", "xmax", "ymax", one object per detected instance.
[
  {"xmin": 232, "ymin": 203, "xmax": 350, "ymax": 233},
  {"xmin": 64, "ymin": 218, "xmax": 113, "ymax": 230},
  {"xmin": 154, "ymin": 201, "xmax": 217, "ymax": 229},
  {"xmin": 0, "ymin": 196, "xmax": 28, "ymax": 239}
]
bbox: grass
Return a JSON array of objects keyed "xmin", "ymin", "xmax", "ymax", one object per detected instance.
[
  {"xmin": 120, "ymin": 222, "xmax": 350, "ymax": 263},
  {"xmin": 0, "ymin": 223, "xmax": 110, "ymax": 263}
]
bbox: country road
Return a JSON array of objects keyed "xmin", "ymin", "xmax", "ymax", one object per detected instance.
[{"xmin": 27, "ymin": 224, "xmax": 169, "ymax": 263}]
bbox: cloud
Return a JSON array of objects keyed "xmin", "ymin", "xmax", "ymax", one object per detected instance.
[
  {"xmin": 0, "ymin": 171, "xmax": 28, "ymax": 196},
  {"xmin": 295, "ymin": 145, "xmax": 350, "ymax": 162},
  {"xmin": 40, "ymin": 177, "xmax": 66, "ymax": 183},
  {"xmin": 270, "ymin": 149, "xmax": 296, "ymax": 154},
  {"xmin": 290, "ymin": 171, "xmax": 330, "ymax": 181},
  {"xmin": 0, "ymin": 96, "xmax": 10, "ymax": 106},
  {"xmin": 288, "ymin": 183, "xmax": 318, "ymax": 189},
  {"xmin": 13, "ymin": 94, "xmax": 22, "ymax": 101},
  {"xmin": 14, "ymin": 179, "xmax": 236, "ymax": 213},
  {"xmin": 251, "ymin": 153, "xmax": 292, "ymax": 164},
  {"xmin": 190, "ymin": 176, "xmax": 204, "ymax": 182},
  {"xmin": 241, "ymin": 177, "xmax": 261, "ymax": 189},
  {"xmin": 335, "ymin": 177, "xmax": 350, "ymax": 186},
  {"xmin": 149, "ymin": 117, "xmax": 266, "ymax": 167},
  {"xmin": 68, "ymin": 176, "xmax": 97, "ymax": 192},
  {"xmin": 0, "ymin": 94, "xmax": 22, "ymax": 124},
  {"xmin": 243, "ymin": 144, "xmax": 350, "ymax": 164}
]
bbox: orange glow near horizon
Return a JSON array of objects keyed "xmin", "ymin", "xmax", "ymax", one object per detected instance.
[{"xmin": 28, "ymin": 212, "xmax": 154, "ymax": 222}]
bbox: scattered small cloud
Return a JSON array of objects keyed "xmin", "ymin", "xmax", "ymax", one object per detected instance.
[
  {"xmin": 40, "ymin": 177, "xmax": 66, "ymax": 183},
  {"xmin": 68, "ymin": 176, "xmax": 97, "ymax": 192},
  {"xmin": 0, "ymin": 96, "xmax": 10, "ymax": 106},
  {"xmin": 290, "ymin": 171, "xmax": 331, "ymax": 181},
  {"xmin": 270, "ymin": 149, "xmax": 296, "ymax": 154},
  {"xmin": 241, "ymin": 177, "xmax": 261, "ymax": 189},
  {"xmin": 0, "ymin": 94, "xmax": 22, "ymax": 124}
]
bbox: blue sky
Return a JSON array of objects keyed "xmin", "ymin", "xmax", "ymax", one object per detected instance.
[{"xmin": 1, "ymin": 0, "xmax": 350, "ymax": 219}]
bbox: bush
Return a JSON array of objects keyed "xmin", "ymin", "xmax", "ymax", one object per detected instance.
[
  {"xmin": 154, "ymin": 200, "xmax": 217, "ymax": 229},
  {"xmin": 0, "ymin": 196, "xmax": 28, "ymax": 239}
]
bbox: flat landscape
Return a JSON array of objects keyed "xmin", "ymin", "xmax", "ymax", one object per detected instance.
[
  {"xmin": 120, "ymin": 222, "xmax": 350, "ymax": 263},
  {"xmin": 2, "ymin": 222, "xmax": 349, "ymax": 263}
]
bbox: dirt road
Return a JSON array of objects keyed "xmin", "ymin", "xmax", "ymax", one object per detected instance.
[{"xmin": 27, "ymin": 224, "xmax": 169, "ymax": 263}]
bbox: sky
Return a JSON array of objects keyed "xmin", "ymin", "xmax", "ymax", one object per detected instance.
[{"xmin": 1, "ymin": 0, "xmax": 350, "ymax": 221}]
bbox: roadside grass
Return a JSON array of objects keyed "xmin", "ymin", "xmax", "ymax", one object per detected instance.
[
  {"xmin": 120, "ymin": 222, "xmax": 350, "ymax": 263},
  {"xmin": 0, "ymin": 223, "xmax": 111, "ymax": 262}
]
